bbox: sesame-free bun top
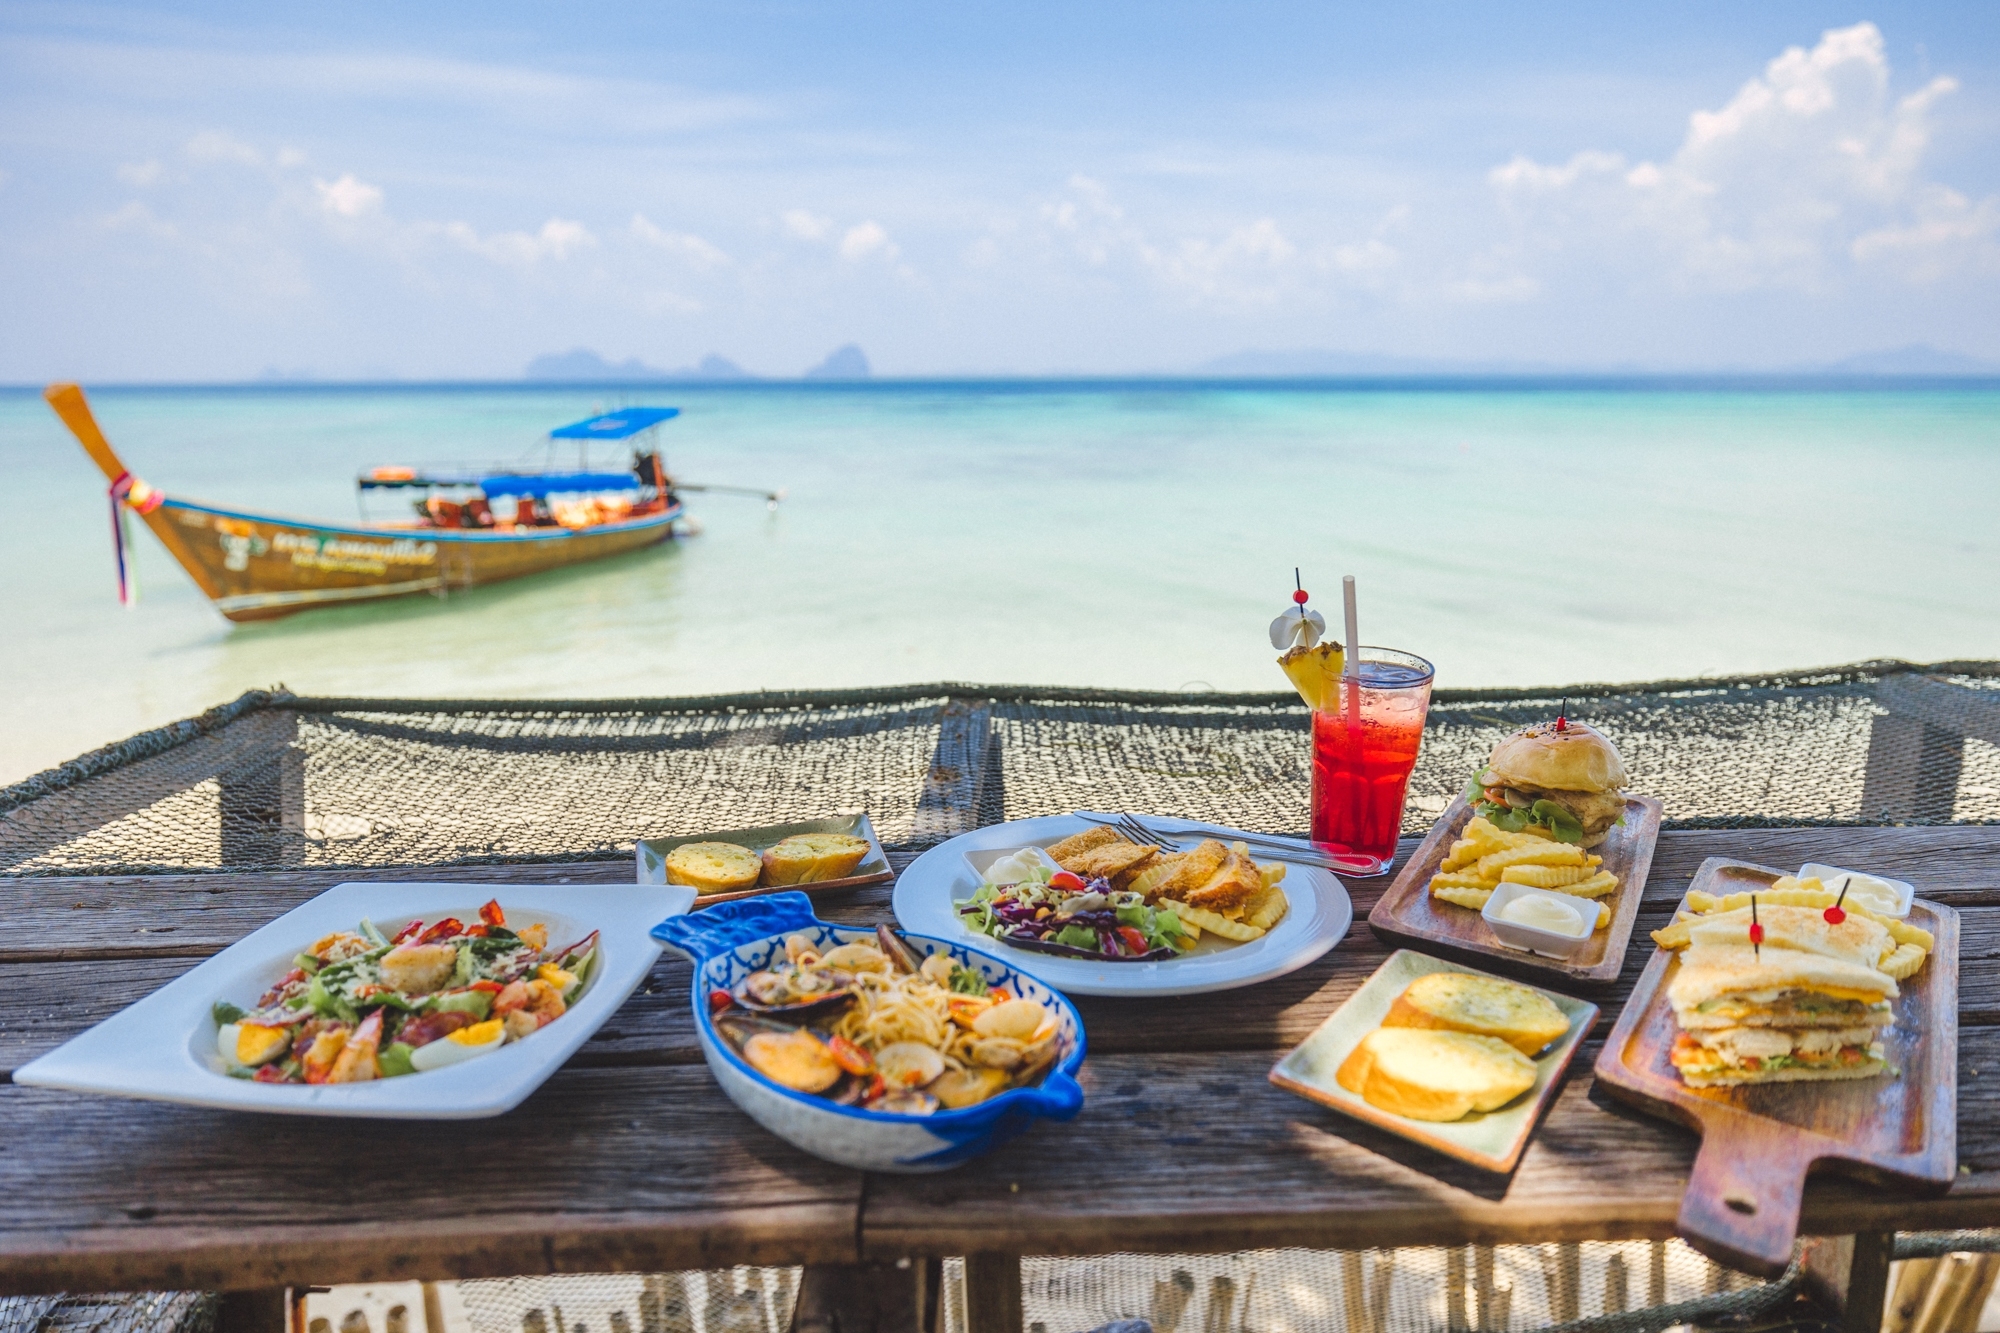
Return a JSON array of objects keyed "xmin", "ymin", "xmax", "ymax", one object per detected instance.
[{"xmin": 1485, "ymin": 721, "xmax": 1628, "ymax": 794}]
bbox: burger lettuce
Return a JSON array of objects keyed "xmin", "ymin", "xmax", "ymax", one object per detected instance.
[{"xmin": 1463, "ymin": 772, "xmax": 1588, "ymax": 843}]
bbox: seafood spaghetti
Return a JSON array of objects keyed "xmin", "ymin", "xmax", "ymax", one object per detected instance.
[{"xmin": 710, "ymin": 925, "xmax": 1061, "ymax": 1115}]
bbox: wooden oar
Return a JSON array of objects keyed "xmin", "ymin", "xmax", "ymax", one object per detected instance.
[{"xmin": 44, "ymin": 383, "xmax": 133, "ymax": 484}]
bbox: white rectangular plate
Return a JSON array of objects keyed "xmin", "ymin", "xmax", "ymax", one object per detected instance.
[
  {"xmin": 1270, "ymin": 949, "xmax": 1599, "ymax": 1173},
  {"xmin": 13, "ymin": 881, "xmax": 696, "ymax": 1119}
]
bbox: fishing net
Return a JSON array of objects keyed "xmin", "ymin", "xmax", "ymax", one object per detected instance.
[
  {"xmin": 0, "ymin": 1292, "xmax": 217, "ymax": 1333},
  {"xmin": 2, "ymin": 661, "xmax": 1996, "ymax": 877},
  {"xmin": 279, "ymin": 1238, "xmax": 1859, "ymax": 1333},
  {"xmin": 19, "ymin": 1235, "xmax": 2000, "ymax": 1333}
]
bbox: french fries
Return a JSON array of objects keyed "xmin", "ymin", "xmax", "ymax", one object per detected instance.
[
  {"xmin": 1500, "ymin": 864, "xmax": 1593, "ymax": 889},
  {"xmin": 1245, "ymin": 883, "xmax": 1290, "ymax": 931},
  {"xmin": 1164, "ymin": 900, "xmax": 1265, "ymax": 942},
  {"xmin": 1426, "ymin": 815, "xmax": 1620, "ymax": 930},
  {"xmin": 1475, "ymin": 842, "xmax": 1586, "ymax": 878},
  {"xmin": 1880, "ymin": 942, "xmax": 1927, "ymax": 981}
]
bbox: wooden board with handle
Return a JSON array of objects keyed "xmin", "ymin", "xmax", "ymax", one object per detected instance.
[
  {"xmin": 1593, "ymin": 856, "xmax": 1959, "ymax": 1277},
  {"xmin": 1366, "ymin": 793, "xmax": 1663, "ymax": 988}
]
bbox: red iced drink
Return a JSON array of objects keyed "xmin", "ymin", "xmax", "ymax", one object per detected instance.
[{"xmin": 1309, "ymin": 648, "xmax": 1434, "ymax": 869}]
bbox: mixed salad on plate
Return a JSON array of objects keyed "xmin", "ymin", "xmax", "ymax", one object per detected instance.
[
  {"xmin": 956, "ymin": 848, "xmax": 1192, "ymax": 961},
  {"xmin": 210, "ymin": 900, "xmax": 597, "ymax": 1084}
]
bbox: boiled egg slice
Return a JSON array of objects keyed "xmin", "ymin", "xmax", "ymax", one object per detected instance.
[
  {"xmin": 217, "ymin": 1021, "xmax": 291, "ymax": 1067},
  {"xmin": 409, "ymin": 1018, "xmax": 506, "ymax": 1072}
]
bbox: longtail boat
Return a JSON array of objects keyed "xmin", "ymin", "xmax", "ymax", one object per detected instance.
[{"xmin": 46, "ymin": 384, "xmax": 771, "ymax": 622}]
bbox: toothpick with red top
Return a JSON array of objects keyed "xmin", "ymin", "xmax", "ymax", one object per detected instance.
[
  {"xmin": 1555, "ymin": 698, "xmax": 1569, "ymax": 733},
  {"xmin": 1294, "ymin": 568, "xmax": 1308, "ymax": 607},
  {"xmin": 1749, "ymin": 893, "xmax": 1763, "ymax": 959},
  {"xmin": 1824, "ymin": 877, "xmax": 1852, "ymax": 925}
]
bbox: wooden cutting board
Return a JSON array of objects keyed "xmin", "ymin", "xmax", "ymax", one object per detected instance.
[
  {"xmin": 1593, "ymin": 856, "xmax": 1959, "ymax": 1277},
  {"xmin": 1366, "ymin": 793, "xmax": 1663, "ymax": 988}
]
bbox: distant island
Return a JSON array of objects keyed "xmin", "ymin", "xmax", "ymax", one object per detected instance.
[
  {"xmin": 523, "ymin": 345, "xmax": 873, "ymax": 382},
  {"xmin": 523, "ymin": 349, "xmax": 750, "ymax": 381}
]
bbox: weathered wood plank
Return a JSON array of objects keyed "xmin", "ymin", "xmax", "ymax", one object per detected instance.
[
  {"xmin": 860, "ymin": 1029, "xmax": 2000, "ymax": 1260},
  {"xmin": 0, "ymin": 1065, "xmax": 861, "ymax": 1295}
]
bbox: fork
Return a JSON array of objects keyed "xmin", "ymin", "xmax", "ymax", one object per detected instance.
[{"xmin": 1108, "ymin": 812, "xmax": 1378, "ymax": 875}]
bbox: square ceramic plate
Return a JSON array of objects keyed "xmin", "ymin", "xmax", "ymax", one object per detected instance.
[
  {"xmin": 636, "ymin": 812, "xmax": 892, "ymax": 902},
  {"xmin": 12, "ymin": 881, "xmax": 695, "ymax": 1119},
  {"xmin": 1269, "ymin": 949, "xmax": 1599, "ymax": 1173}
]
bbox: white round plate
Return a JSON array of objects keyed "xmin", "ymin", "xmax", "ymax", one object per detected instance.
[{"xmin": 892, "ymin": 815, "xmax": 1353, "ymax": 997}]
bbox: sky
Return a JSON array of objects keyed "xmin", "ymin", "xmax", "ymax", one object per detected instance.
[{"xmin": 2, "ymin": 2, "xmax": 1998, "ymax": 379}]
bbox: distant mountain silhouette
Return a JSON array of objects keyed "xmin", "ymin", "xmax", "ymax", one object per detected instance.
[
  {"xmin": 523, "ymin": 348, "xmax": 751, "ymax": 380},
  {"xmin": 804, "ymin": 344, "xmax": 871, "ymax": 380}
]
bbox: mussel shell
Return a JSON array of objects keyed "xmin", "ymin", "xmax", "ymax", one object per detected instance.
[
  {"xmin": 732, "ymin": 989, "xmax": 857, "ymax": 1021},
  {"xmin": 714, "ymin": 1010, "xmax": 809, "ymax": 1049},
  {"xmin": 823, "ymin": 1073, "xmax": 868, "ymax": 1106},
  {"xmin": 867, "ymin": 1088, "xmax": 941, "ymax": 1115},
  {"xmin": 874, "ymin": 924, "xmax": 925, "ymax": 976}
]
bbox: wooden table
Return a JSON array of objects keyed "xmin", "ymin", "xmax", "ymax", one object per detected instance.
[{"xmin": 4, "ymin": 827, "xmax": 1999, "ymax": 1331}]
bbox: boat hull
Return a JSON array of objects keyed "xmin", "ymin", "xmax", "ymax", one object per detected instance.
[{"xmin": 141, "ymin": 500, "xmax": 679, "ymax": 621}]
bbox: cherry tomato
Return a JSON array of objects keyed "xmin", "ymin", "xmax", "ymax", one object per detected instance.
[
  {"xmin": 1115, "ymin": 926, "xmax": 1149, "ymax": 956},
  {"xmin": 1048, "ymin": 871, "xmax": 1086, "ymax": 892},
  {"xmin": 708, "ymin": 989, "xmax": 735, "ymax": 1011},
  {"xmin": 827, "ymin": 1035, "xmax": 875, "ymax": 1076}
]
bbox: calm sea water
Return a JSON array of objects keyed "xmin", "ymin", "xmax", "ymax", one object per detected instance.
[{"xmin": 3, "ymin": 381, "xmax": 1997, "ymax": 785}]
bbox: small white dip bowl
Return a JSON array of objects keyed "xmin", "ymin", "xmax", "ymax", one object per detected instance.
[{"xmin": 1481, "ymin": 883, "xmax": 1594, "ymax": 960}]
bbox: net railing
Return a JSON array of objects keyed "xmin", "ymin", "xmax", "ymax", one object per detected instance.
[{"xmin": 3, "ymin": 661, "xmax": 1997, "ymax": 877}]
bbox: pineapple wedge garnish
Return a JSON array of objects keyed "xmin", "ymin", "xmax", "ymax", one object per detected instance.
[{"xmin": 1279, "ymin": 642, "xmax": 1345, "ymax": 712}]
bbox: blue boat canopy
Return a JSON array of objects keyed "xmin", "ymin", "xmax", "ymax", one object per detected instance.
[
  {"xmin": 549, "ymin": 407, "xmax": 680, "ymax": 440},
  {"xmin": 478, "ymin": 472, "xmax": 640, "ymax": 498}
]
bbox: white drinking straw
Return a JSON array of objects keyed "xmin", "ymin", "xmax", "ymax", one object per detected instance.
[
  {"xmin": 1342, "ymin": 575, "xmax": 1362, "ymax": 731},
  {"xmin": 1342, "ymin": 576, "xmax": 1360, "ymax": 680}
]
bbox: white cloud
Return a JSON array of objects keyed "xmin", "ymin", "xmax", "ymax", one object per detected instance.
[
  {"xmin": 100, "ymin": 201, "xmax": 176, "ymax": 239},
  {"xmin": 631, "ymin": 214, "xmax": 729, "ymax": 268},
  {"xmin": 276, "ymin": 147, "xmax": 308, "ymax": 169},
  {"xmin": 314, "ymin": 173, "xmax": 384, "ymax": 218},
  {"xmin": 838, "ymin": 220, "xmax": 896, "ymax": 261},
  {"xmin": 782, "ymin": 209, "xmax": 831, "ymax": 241},
  {"xmin": 116, "ymin": 160, "xmax": 164, "ymax": 188},
  {"xmin": 1485, "ymin": 22, "xmax": 1999, "ymax": 292},
  {"xmin": 437, "ymin": 217, "xmax": 596, "ymax": 265}
]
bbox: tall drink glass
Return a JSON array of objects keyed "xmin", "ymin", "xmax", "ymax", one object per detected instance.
[{"xmin": 1309, "ymin": 647, "xmax": 1434, "ymax": 872}]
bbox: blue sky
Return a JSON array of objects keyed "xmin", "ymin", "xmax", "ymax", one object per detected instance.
[{"xmin": 3, "ymin": 2, "xmax": 1997, "ymax": 379}]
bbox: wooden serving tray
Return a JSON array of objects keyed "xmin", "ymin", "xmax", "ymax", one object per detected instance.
[
  {"xmin": 1366, "ymin": 793, "xmax": 1663, "ymax": 988},
  {"xmin": 1593, "ymin": 857, "xmax": 1959, "ymax": 1277},
  {"xmin": 635, "ymin": 812, "xmax": 894, "ymax": 905}
]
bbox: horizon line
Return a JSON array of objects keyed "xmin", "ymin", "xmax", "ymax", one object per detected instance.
[{"xmin": 7, "ymin": 370, "xmax": 2000, "ymax": 393}]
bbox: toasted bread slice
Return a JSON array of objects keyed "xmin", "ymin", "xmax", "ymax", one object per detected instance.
[
  {"xmin": 664, "ymin": 841, "xmax": 762, "ymax": 894},
  {"xmin": 1181, "ymin": 848, "xmax": 1264, "ymax": 912},
  {"xmin": 760, "ymin": 833, "xmax": 871, "ymax": 886},
  {"xmin": 1045, "ymin": 827, "xmax": 1118, "ymax": 863},
  {"xmin": 1062, "ymin": 839, "xmax": 1159, "ymax": 884},
  {"xmin": 1335, "ymin": 1028, "xmax": 1537, "ymax": 1121},
  {"xmin": 1381, "ymin": 972, "xmax": 1570, "ymax": 1056}
]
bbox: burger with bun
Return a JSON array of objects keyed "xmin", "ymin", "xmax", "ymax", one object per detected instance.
[{"xmin": 1467, "ymin": 717, "xmax": 1628, "ymax": 846}]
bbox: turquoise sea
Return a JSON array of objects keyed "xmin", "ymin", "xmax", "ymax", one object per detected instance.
[{"xmin": 3, "ymin": 381, "xmax": 1997, "ymax": 785}]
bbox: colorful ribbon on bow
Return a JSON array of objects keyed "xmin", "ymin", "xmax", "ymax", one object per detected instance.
[{"xmin": 106, "ymin": 471, "xmax": 162, "ymax": 606}]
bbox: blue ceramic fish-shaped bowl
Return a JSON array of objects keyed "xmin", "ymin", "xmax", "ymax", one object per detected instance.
[{"xmin": 653, "ymin": 893, "xmax": 1086, "ymax": 1172}]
